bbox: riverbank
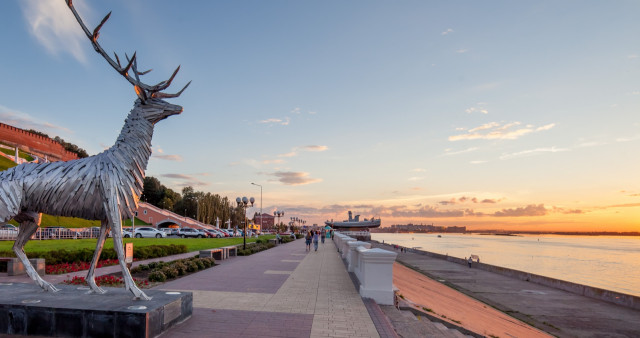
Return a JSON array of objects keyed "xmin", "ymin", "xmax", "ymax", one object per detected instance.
[
  {"xmin": 393, "ymin": 262, "xmax": 551, "ymax": 337},
  {"xmin": 372, "ymin": 242, "xmax": 640, "ymax": 337}
]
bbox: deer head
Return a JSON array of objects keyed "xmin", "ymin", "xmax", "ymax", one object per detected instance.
[{"xmin": 66, "ymin": 0, "xmax": 190, "ymax": 124}]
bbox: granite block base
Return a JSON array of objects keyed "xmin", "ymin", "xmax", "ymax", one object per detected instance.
[{"xmin": 0, "ymin": 282, "xmax": 192, "ymax": 337}]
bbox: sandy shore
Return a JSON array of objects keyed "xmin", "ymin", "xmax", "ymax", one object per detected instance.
[{"xmin": 393, "ymin": 262, "xmax": 552, "ymax": 337}]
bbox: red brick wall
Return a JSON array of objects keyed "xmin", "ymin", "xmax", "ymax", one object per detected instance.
[{"xmin": 0, "ymin": 123, "xmax": 79, "ymax": 162}]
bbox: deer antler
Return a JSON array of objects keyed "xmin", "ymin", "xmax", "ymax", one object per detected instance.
[{"xmin": 66, "ymin": 0, "xmax": 189, "ymax": 99}]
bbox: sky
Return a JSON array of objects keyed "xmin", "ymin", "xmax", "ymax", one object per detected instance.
[{"xmin": 1, "ymin": 0, "xmax": 638, "ymax": 232}]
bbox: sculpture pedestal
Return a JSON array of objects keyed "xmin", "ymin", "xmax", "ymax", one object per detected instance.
[{"xmin": 0, "ymin": 283, "xmax": 191, "ymax": 337}]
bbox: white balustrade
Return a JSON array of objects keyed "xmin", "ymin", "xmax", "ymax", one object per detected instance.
[
  {"xmin": 341, "ymin": 238, "xmax": 356, "ymax": 258},
  {"xmin": 346, "ymin": 241, "xmax": 371, "ymax": 272},
  {"xmin": 357, "ymin": 248, "xmax": 397, "ymax": 305}
]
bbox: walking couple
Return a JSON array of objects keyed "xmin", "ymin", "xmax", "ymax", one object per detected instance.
[{"xmin": 305, "ymin": 230, "xmax": 320, "ymax": 252}]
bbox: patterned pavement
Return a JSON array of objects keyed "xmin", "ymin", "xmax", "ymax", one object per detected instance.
[{"xmin": 159, "ymin": 240, "xmax": 384, "ymax": 338}]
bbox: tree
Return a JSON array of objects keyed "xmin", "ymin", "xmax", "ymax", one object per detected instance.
[{"xmin": 141, "ymin": 176, "xmax": 163, "ymax": 205}]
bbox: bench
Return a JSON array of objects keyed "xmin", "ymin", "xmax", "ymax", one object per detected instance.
[
  {"xmin": 0, "ymin": 257, "xmax": 46, "ymax": 276},
  {"xmin": 199, "ymin": 249, "xmax": 224, "ymax": 260},
  {"xmin": 221, "ymin": 245, "xmax": 238, "ymax": 258},
  {"xmin": 268, "ymin": 239, "xmax": 278, "ymax": 246}
]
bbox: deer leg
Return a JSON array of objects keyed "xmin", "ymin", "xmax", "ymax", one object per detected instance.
[
  {"xmin": 13, "ymin": 212, "xmax": 59, "ymax": 293},
  {"xmin": 104, "ymin": 199, "xmax": 151, "ymax": 300},
  {"xmin": 86, "ymin": 219, "xmax": 111, "ymax": 294}
]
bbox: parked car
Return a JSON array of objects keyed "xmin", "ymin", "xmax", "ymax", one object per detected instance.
[
  {"xmin": 41, "ymin": 226, "xmax": 82, "ymax": 239},
  {"xmin": 160, "ymin": 228, "xmax": 174, "ymax": 236},
  {"xmin": 0, "ymin": 224, "xmax": 18, "ymax": 240},
  {"xmin": 123, "ymin": 227, "xmax": 167, "ymax": 238},
  {"xmin": 203, "ymin": 229, "xmax": 222, "ymax": 238},
  {"xmin": 176, "ymin": 228, "xmax": 204, "ymax": 238},
  {"xmin": 80, "ymin": 227, "xmax": 102, "ymax": 238}
]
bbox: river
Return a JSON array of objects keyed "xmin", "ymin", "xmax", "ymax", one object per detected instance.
[{"xmin": 371, "ymin": 233, "xmax": 640, "ymax": 297}]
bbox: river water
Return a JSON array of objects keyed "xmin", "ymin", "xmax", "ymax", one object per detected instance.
[{"xmin": 371, "ymin": 233, "xmax": 640, "ymax": 297}]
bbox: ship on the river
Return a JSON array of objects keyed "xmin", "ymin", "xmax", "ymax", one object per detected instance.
[{"xmin": 325, "ymin": 211, "xmax": 381, "ymax": 229}]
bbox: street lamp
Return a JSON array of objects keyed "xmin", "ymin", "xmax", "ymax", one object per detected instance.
[
  {"xmin": 251, "ymin": 183, "xmax": 262, "ymax": 234},
  {"xmin": 274, "ymin": 211, "xmax": 284, "ymax": 232},
  {"xmin": 236, "ymin": 196, "xmax": 255, "ymax": 250}
]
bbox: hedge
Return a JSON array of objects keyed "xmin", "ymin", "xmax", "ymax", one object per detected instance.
[{"xmin": 0, "ymin": 244, "xmax": 188, "ymax": 265}]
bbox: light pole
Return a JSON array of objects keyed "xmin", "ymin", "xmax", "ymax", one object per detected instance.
[
  {"xmin": 236, "ymin": 196, "xmax": 255, "ymax": 250},
  {"xmin": 274, "ymin": 211, "xmax": 284, "ymax": 232},
  {"xmin": 251, "ymin": 183, "xmax": 262, "ymax": 234}
]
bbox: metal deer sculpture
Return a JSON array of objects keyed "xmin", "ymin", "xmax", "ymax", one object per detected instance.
[{"xmin": 0, "ymin": 1, "xmax": 190, "ymax": 300}]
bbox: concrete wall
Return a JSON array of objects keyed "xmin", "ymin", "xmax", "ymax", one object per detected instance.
[
  {"xmin": 0, "ymin": 123, "xmax": 78, "ymax": 162},
  {"xmin": 395, "ymin": 244, "xmax": 640, "ymax": 311}
]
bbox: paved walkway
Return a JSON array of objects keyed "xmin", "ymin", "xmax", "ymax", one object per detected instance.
[
  {"xmin": 158, "ymin": 240, "xmax": 382, "ymax": 338},
  {"xmin": 373, "ymin": 242, "xmax": 640, "ymax": 338}
]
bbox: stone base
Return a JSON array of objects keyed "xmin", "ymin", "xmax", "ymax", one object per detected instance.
[
  {"xmin": 0, "ymin": 283, "xmax": 191, "ymax": 337},
  {"xmin": 6, "ymin": 258, "xmax": 45, "ymax": 276}
]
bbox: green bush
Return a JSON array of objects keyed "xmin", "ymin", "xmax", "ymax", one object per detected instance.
[
  {"xmin": 173, "ymin": 261, "xmax": 188, "ymax": 276},
  {"xmin": 148, "ymin": 271, "xmax": 166, "ymax": 282},
  {"xmin": 194, "ymin": 259, "xmax": 205, "ymax": 270},
  {"xmin": 0, "ymin": 244, "xmax": 187, "ymax": 265},
  {"xmin": 161, "ymin": 266, "xmax": 178, "ymax": 279},
  {"xmin": 186, "ymin": 260, "xmax": 198, "ymax": 273},
  {"xmin": 201, "ymin": 257, "xmax": 214, "ymax": 268}
]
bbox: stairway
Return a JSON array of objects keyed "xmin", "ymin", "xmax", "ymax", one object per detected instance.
[{"xmin": 380, "ymin": 305, "xmax": 476, "ymax": 338}]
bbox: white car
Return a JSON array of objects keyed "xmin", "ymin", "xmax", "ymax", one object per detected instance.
[{"xmin": 124, "ymin": 227, "xmax": 167, "ymax": 238}]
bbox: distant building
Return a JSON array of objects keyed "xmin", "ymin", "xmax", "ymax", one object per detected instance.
[{"xmin": 253, "ymin": 213, "xmax": 275, "ymax": 231}]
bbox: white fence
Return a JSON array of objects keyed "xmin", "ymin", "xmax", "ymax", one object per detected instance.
[{"xmin": 333, "ymin": 233, "xmax": 397, "ymax": 305}]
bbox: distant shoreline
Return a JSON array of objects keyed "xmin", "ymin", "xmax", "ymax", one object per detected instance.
[{"xmin": 371, "ymin": 230, "xmax": 640, "ymax": 237}]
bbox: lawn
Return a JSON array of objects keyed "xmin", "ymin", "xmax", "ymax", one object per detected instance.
[
  {"xmin": 0, "ymin": 236, "xmax": 275, "ymax": 254},
  {"xmin": 0, "ymin": 155, "xmax": 16, "ymax": 171}
]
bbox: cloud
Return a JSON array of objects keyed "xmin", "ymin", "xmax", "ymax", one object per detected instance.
[
  {"xmin": 469, "ymin": 122, "xmax": 500, "ymax": 133},
  {"xmin": 439, "ymin": 196, "xmax": 501, "ymax": 205},
  {"xmin": 0, "ymin": 106, "xmax": 71, "ymax": 136},
  {"xmin": 390, "ymin": 205, "xmax": 465, "ymax": 218},
  {"xmin": 493, "ymin": 204, "xmax": 547, "ymax": 217},
  {"xmin": 443, "ymin": 147, "xmax": 478, "ymax": 156},
  {"xmin": 153, "ymin": 154, "xmax": 183, "ymax": 161},
  {"xmin": 470, "ymin": 160, "xmax": 487, "ymax": 164},
  {"xmin": 291, "ymin": 107, "xmax": 301, "ymax": 114},
  {"xmin": 161, "ymin": 173, "xmax": 209, "ymax": 187},
  {"xmin": 20, "ymin": 0, "xmax": 89, "ymax": 63},
  {"xmin": 408, "ymin": 177, "xmax": 424, "ymax": 181},
  {"xmin": 449, "ymin": 121, "xmax": 555, "ymax": 141},
  {"xmin": 628, "ymin": 54, "xmax": 639, "ymax": 59},
  {"xmin": 465, "ymin": 104, "xmax": 489, "ymax": 114},
  {"xmin": 551, "ymin": 207, "xmax": 584, "ymax": 214},
  {"xmin": 499, "ymin": 146, "xmax": 569, "ymax": 160},
  {"xmin": 278, "ymin": 151, "xmax": 298, "ymax": 158},
  {"xmin": 456, "ymin": 49, "xmax": 468, "ymax": 53},
  {"xmin": 411, "ymin": 168, "xmax": 426, "ymax": 172},
  {"xmin": 301, "ymin": 145, "xmax": 328, "ymax": 152},
  {"xmin": 259, "ymin": 117, "xmax": 290, "ymax": 126},
  {"xmin": 536, "ymin": 123, "xmax": 556, "ymax": 131},
  {"xmin": 269, "ymin": 171, "xmax": 322, "ymax": 186},
  {"xmin": 441, "ymin": 28, "xmax": 454, "ymax": 35},
  {"xmin": 615, "ymin": 135, "xmax": 640, "ymax": 142},
  {"xmin": 262, "ymin": 159, "xmax": 284, "ymax": 164},
  {"xmin": 278, "ymin": 145, "xmax": 329, "ymax": 158}
]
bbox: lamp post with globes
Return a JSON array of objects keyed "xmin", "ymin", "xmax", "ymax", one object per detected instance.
[
  {"xmin": 274, "ymin": 211, "xmax": 284, "ymax": 232},
  {"xmin": 251, "ymin": 183, "xmax": 262, "ymax": 234},
  {"xmin": 236, "ymin": 196, "xmax": 254, "ymax": 250}
]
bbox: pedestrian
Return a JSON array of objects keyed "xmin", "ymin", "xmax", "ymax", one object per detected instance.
[
  {"xmin": 468, "ymin": 256, "xmax": 473, "ymax": 268},
  {"xmin": 313, "ymin": 231, "xmax": 320, "ymax": 251},
  {"xmin": 305, "ymin": 231, "xmax": 312, "ymax": 252},
  {"xmin": 330, "ymin": 229, "xmax": 334, "ymax": 239},
  {"xmin": 321, "ymin": 229, "xmax": 326, "ymax": 244}
]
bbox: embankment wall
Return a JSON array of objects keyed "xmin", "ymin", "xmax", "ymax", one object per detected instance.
[{"xmin": 377, "ymin": 242, "xmax": 640, "ymax": 311}]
